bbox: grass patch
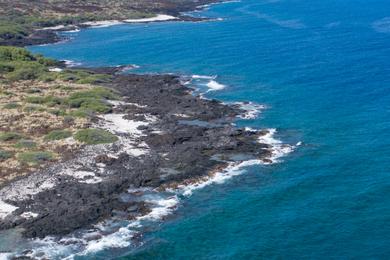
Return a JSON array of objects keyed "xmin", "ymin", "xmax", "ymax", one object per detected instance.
[
  {"xmin": 74, "ymin": 128, "xmax": 118, "ymax": 145},
  {"xmin": 69, "ymin": 87, "xmax": 118, "ymax": 100},
  {"xmin": 44, "ymin": 130, "xmax": 72, "ymax": 141},
  {"xmin": 23, "ymin": 105, "xmax": 45, "ymax": 113},
  {"xmin": 68, "ymin": 108, "xmax": 92, "ymax": 118},
  {"xmin": 68, "ymin": 98, "xmax": 112, "ymax": 113},
  {"xmin": 18, "ymin": 151, "xmax": 54, "ymax": 164},
  {"xmin": 48, "ymin": 109, "xmax": 67, "ymax": 116},
  {"xmin": 25, "ymin": 95, "xmax": 65, "ymax": 106},
  {"xmin": 14, "ymin": 139, "xmax": 37, "ymax": 149},
  {"xmin": 3, "ymin": 102, "xmax": 21, "ymax": 109},
  {"xmin": 0, "ymin": 132, "xmax": 23, "ymax": 142},
  {"xmin": 66, "ymin": 87, "xmax": 117, "ymax": 113},
  {"xmin": 58, "ymin": 70, "xmax": 112, "ymax": 84},
  {"xmin": 0, "ymin": 150, "xmax": 13, "ymax": 161},
  {"xmin": 0, "ymin": 46, "xmax": 59, "ymax": 82},
  {"xmin": 25, "ymin": 96, "xmax": 45, "ymax": 104}
]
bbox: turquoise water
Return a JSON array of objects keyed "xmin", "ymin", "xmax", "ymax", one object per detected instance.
[{"xmin": 30, "ymin": 0, "xmax": 390, "ymax": 258}]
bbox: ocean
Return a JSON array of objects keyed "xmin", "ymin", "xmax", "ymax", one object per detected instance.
[{"xmin": 28, "ymin": 0, "xmax": 390, "ymax": 258}]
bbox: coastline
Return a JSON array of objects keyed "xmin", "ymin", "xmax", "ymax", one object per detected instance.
[
  {"xmin": 0, "ymin": 0, "xmax": 223, "ymax": 47},
  {"xmin": 0, "ymin": 0, "xmax": 298, "ymax": 258},
  {"xmin": 0, "ymin": 68, "xmax": 297, "ymax": 259}
]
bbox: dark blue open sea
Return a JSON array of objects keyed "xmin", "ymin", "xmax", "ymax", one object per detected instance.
[{"xmin": 29, "ymin": 0, "xmax": 390, "ymax": 258}]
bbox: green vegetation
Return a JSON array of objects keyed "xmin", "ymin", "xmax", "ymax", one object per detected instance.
[
  {"xmin": 0, "ymin": 150, "xmax": 13, "ymax": 161},
  {"xmin": 74, "ymin": 128, "xmax": 118, "ymax": 145},
  {"xmin": 0, "ymin": 132, "xmax": 23, "ymax": 142},
  {"xmin": 3, "ymin": 102, "xmax": 21, "ymax": 109},
  {"xmin": 0, "ymin": 46, "xmax": 58, "ymax": 81},
  {"xmin": 69, "ymin": 108, "xmax": 92, "ymax": 118},
  {"xmin": 23, "ymin": 105, "xmax": 45, "ymax": 113},
  {"xmin": 14, "ymin": 139, "xmax": 37, "ymax": 149},
  {"xmin": 0, "ymin": 22, "xmax": 29, "ymax": 42},
  {"xmin": 58, "ymin": 69, "xmax": 112, "ymax": 84},
  {"xmin": 68, "ymin": 98, "xmax": 112, "ymax": 113},
  {"xmin": 44, "ymin": 130, "xmax": 72, "ymax": 141},
  {"xmin": 69, "ymin": 87, "xmax": 118, "ymax": 100},
  {"xmin": 0, "ymin": 46, "xmax": 114, "ymax": 84},
  {"xmin": 25, "ymin": 95, "xmax": 65, "ymax": 106},
  {"xmin": 18, "ymin": 151, "xmax": 54, "ymax": 164},
  {"xmin": 48, "ymin": 109, "xmax": 67, "ymax": 116},
  {"xmin": 66, "ymin": 87, "xmax": 118, "ymax": 113},
  {"xmin": 25, "ymin": 96, "xmax": 45, "ymax": 104}
]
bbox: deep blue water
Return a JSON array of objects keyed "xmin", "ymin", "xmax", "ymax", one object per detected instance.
[{"xmin": 30, "ymin": 0, "xmax": 390, "ymax": 258}]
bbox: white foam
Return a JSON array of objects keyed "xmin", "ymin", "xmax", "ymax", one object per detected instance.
[
  {"xmin": 234, "ymin": 101, "xmax": 266, "ymax": 119},
  {"xmin": 172, "ymin": 129, "xmax": 300, "ymax": 195},
  {"xmin": 124, "ymin": 14, "xmax": 177, "ymax": 23},
  {"xmin": 12, "ymin": 128, "xmax": 299, "ymax": 259},
  {"xmin": 257, "ymin": 129, "xmax": 301, "ymax": 164},
  {"xmin": 372, "ymin": 17, "xmax": 390, "ymax": 33},
  {"xmin": 63, "ymin": 28, "xmax": 81, "ymax": 33},
  {"xmin": 192, "ymin": 75, "xmax": 217, "ymax": 80},
  {"xmin": 0, "ymin": 253, "xmax": 12, "ymax": 260},
  {"xmin": 63, "ymin": 60, "xmax": 82, "ymax": 67},
  {"xmin": 206, "ymin": 80, "xmax": 226, "ymax": 91},
  {"xmin": 138, "ymin": 195, "xmax": 179, "ymax": 221},
  {"xmin": 83, "ymin": 227, "xmax": 134, "ymax": 254},
  {"xmin": 176, "ymin": 160, "xmax": 262, "ymax": 196},
  {"xmin": 0, "ymin": 200, "xmax": 18, "ymax": 219}
]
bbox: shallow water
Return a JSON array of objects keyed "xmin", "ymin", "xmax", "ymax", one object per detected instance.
[{"xmin": 28, "ymin": 0, "xmax": 390, "ymax": 258}]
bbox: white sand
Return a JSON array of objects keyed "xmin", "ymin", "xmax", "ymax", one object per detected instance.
[
  {"xmin": 0, "ymin": 200, "xmax": 18, "ymax": 219},
  {"xmin": 100, "ymin": 113, "xmax": 147, "ymax": 136},
  {"xmin": 81, "ymin": 20, "xmax": 124, "ymax": 28},
  {"xmin": 21, "ymin": 212, "xmax": 39, "ymax": 219},
  {"xmin": 39, "ymin": 25, "xmax": 66, "ymax": 30},
  {"xmin": 124, "ymin": 14, "xmax": 177, "ymax": 23},
  {"xmin": 49, "ymin": 68, "xmax": 63, "ymax": 72}
]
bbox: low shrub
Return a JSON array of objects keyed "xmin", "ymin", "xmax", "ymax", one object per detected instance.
[
  {"xmin": 3, "ymin": 102, "xmax": 21, "ymax": 109},
  {"xmin": 0, "ymin": 132, "xmax": 23, "ymax": 141},
  {"xmin": 48, "ymin": 109, "xmax": 67, "ymax": 116},
  {"xmin": 0, "ymin": 150, "xmax": 13, "ymax": 161},
  {"xmin": 68, "ymin": 87, "xmax": 118, "ymax": 100},
  {"xmin": 58, "ymin": 70, "xmax": 112, "ymax": 84},
  {"xmin": 23, "ymin": 105, "xmax": 45, "ymax": 113},
  {"xmin": 74, "ymin": 128, "xmax": 118, "ymax": 145},
  {"xmin": 18, "ymin": 151, "xmax": 54, "ymax": 164},
  {"xmin": 44, "ymin": 130, "xmax": 72, "ymax": 141},
  {"xmin": 68, "ymin": 97, "xmax": 112, "ymax": 113},
  {"xmin": 25, "ymin": 96, "xmax": 45, "ymax": 104},
  {"xmin": 14, "ymin": 139, "xmax": 37, "ymax": 149},
  {"xmin": 25, "ymin": 95, "xmax": 64, "ymax": 106},
  {"xmin": 68, "ymin": 108, "xmax": 91, "ymax": 118}
]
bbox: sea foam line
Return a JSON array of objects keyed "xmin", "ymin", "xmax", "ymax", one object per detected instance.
[
  {"xmin": 16, "ymin": 128, "xmax": 298, "ymax": 260},
  {"xmin": 189, "ymin": 74, "xmax": 226, "ymax": 92}
]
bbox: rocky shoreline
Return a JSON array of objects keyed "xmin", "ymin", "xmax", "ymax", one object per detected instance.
[
  {"xmin": 0, "ymin": 1, "xmax": 297, "ymax": 258},
  {"xmin": 0, "ymin": 71, "xmax": 277, "ymax": 240},
  {"xmin": 0, "ymin": 0, "xmax": 222, "ymax": 47}
]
